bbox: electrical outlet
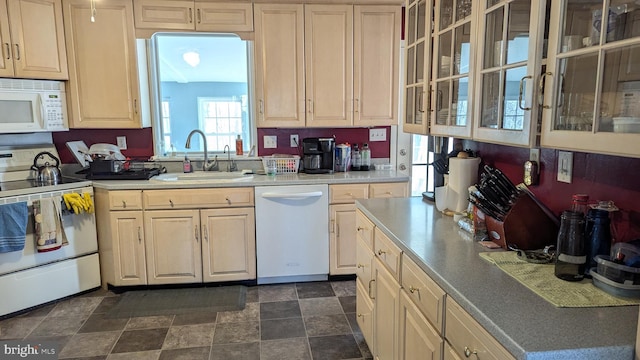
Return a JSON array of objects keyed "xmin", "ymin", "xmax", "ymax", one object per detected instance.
[
  {"xmin": 264, "ymin": 135, "xmax": 277, "ymax": 149},
  {"xmin": 529, "ymin": 148, "xmax": 540, "ymax": 163},
  {"xmin": 369, "ymin": 128, "xmax": 386, "ymax": 142},
  {"xmin": 117, "ymin": 136, "xmax": 127, "ymax": 150},
  {"xmin": 557, "ymin": 151, "xmax": 573, "ymax": 183},
  {"xmin": 290, "ymin": 134, "xmax": 299, "ymax": 147}
]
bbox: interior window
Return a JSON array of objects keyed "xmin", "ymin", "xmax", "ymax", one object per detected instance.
[
  {"xmin": 411, "ymin": 135, "xmax": 453, "ymax": 198},
  {"xmin": 149, "ymin": 33, "xmax": 252, "ymax": 157}
]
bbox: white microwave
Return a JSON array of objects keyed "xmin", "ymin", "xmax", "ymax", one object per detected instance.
[{"xmin": 0, "ymin": 79, "xmax": 68, "ymax": 133}]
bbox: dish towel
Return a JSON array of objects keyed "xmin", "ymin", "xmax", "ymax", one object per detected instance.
[
  {"xmin": 0, "ymin": 202, "xmax": 28, "ymax": 253},
  {"xmin": 33, "ymin": 197, "xmax": 66, "ymax": 252}
]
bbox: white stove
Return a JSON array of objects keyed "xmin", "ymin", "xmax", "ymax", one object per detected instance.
[{"xmin": 0, "ymin": 145, "xmax": 100, "ymax": 317}]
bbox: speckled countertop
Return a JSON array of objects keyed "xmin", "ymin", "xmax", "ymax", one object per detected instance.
[
  {"xmin": 356, "ymin": 197, "xmax": 638, "ymax": 360},
  {"xmin": 90, "ymin": 170, "xmax": 409, "ymax": 190}
]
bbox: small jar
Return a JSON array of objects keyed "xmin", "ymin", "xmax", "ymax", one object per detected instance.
[
  {"xmin": 570, "ymin": 194, "xmax": 589, "ymax": 215},
  {"xmin": 555, "ymin": 210, "xmax": 586, "ymax": 281}
]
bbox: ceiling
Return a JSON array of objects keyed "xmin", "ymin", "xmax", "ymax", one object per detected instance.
[{"xmin": 156, "ymin": 34, "xmax": 249, "ymax": 83}]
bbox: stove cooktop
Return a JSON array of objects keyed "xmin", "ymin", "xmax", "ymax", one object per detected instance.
[
  {"xmin": 0, "ymin": 177, "xmax": 86, "ymax": 192},
  {"xmin": 86, "ymin": 168, "xmax": 162, "ymax": 180}
]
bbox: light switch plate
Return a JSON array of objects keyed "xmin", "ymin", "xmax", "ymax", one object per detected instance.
[
  {"xmin": 290, "ymin": 134, "xmax": 299, "ymax": 147},
  {"xmin": 557, "ymin": 151, "xmax": 573, "ymax": 183},
  {"xmin": 369, "ymin": 128, "xmax": 386, "ymax": 142},
  {"xmin": 117, "ymin": 136, "xmax": 127, "ymax": 150},
  {"xmin": 264, "ymin": 135, "xmax": 277, "ymax": 149},
  {"xmin": 529, "ymin": 148, "xmax": 540, "ymax": 163}
]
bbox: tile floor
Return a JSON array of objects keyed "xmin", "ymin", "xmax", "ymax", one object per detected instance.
[{"xmin": 0, "ymin": 280, "xmax": 372, "ymax": 360}]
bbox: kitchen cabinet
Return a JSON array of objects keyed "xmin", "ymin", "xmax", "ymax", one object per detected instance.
[
  {"xmin": 254, "ymin": 3, "xmax": 400, "ymax": 128},
  {"xmin": 133, "ymin": 0, "xmax": 253, "ymax": 33},
  {"xmin": 95, "ymin": 190, "xmax": 147, "ymax": 287},
  {"xmin": 95, "ymin": 187, "xmax": 255, "ymax": 287},
  {"xmin": 541, "ymin": 0, "xmax": 640, "ymax": 158},
  {"xmin": 356, "ymin": 273, "xmax": 375, "ymax": 350},
  {"xmin": 144, "ymin": 209, "xmax": 203, "ymax": 285},
  {"xmin": 445, "ymin": 296, "xmax": 515, "ymax": 360},
  {"xmin": 472, "ymin": 0, "xmax": 548, "ymax": 147},
  {"xmin": 398, "ymin": 290, "xmax": 443, "ymax": 360},
  {"xmin": 0, "ymin": 0, "xmax": 68, "ymax": 80},
  {"xmin": 63, "ymin": 0, "xmax": 149, "ymax": 129},
  {"xmin": 329, "ymin": 182, "xmax": 408, "ymax": 275}
]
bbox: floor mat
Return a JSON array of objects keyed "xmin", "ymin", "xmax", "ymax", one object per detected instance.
[{"xmin": 105, "ymin": 285, "xmax": 247, "ymax": 318}]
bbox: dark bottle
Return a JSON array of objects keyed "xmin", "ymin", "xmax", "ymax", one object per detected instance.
[
  {"xmin": 585, "ymin": 209, "xmax": 612, "ymax": 271},
  {"xmin": 555, "ymin": 211, "xmax": 587, "ymax": 281}
]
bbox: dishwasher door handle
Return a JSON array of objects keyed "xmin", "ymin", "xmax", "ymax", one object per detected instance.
[{"xmin": 260, "ymin": 191, "xmax": 323, "ymax": 200}]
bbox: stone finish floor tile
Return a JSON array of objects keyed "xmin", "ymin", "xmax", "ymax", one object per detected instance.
[
  {"xmin": 210, "ymin": 341, "xmax": 261, "ymax": 360},
  {"xmin": 260, "ymin": 338, "xmax": 311, "ymax": 360},
  {"xmin": 4, "ymin": 280, "xmax": 367, "ymax": 360}
]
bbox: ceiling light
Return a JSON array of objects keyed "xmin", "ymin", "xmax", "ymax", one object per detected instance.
[{"xmin": 183, "ymin": 51, "xmax": 200, "ymax": 67}]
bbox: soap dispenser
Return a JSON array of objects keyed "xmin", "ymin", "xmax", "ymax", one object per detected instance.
[{"xmin": 183, "ymin": 153, "xmax": 192, "ymax": 173}]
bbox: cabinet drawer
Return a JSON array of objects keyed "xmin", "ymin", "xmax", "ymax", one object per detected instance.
[
  {"xmin": 329, "ymin": 184, "xmax": 368, "ymax": 203},
  {"xmin": 108, "ymin": 191, "xmax": 143, "ymax": 210},
  {"xmin": 373, "ymin": 227, "xmax": 402, "ymax": 281},
  {"xmin": 356, "ymin": 237, "xmax": 373, "ymax": 287},
  {"xmin": 369, "ymin": 182, "xmax": 408, "ymax": 198},
  {"xmin": 198, "ymin": 3, "xmax": 253, "ymax": 32},
  {"xmin": 356, "ymin": 210, "xmax": 375, "ymax": 250},
  {"xmin": 143, "ymin": 188, "xmax": 254, "ymax": 209},
  {"xmin": 402, "ymin": 255, "xmax": 445, "ymax": 335},
  {"xmin": 356, "ymin": 278, "xmax": 374, "ymax": 349},
  {"xmin": 445, "ymin": 297, "xmax": 515, "ymax": 360}
]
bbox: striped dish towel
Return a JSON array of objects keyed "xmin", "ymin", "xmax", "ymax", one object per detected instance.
[{"xmin": 0, "ymin": 202, "xmax": 28, "ymax": 253}]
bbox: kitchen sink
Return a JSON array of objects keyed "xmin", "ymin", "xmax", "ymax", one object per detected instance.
[{"xmin": 150, "ymin": 172, "xmax": 254, "ymax": 183}]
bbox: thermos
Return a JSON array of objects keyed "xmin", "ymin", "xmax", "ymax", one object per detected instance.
[{"xmin": 555, "ymin": 211, "xmax": 586, "ymax": 281}]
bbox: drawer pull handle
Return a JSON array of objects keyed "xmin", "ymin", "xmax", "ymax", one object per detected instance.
[
  {"xmin": 368, "ymin": 279, "xmax": 375, "ymax": 299},
  {"xmin": 169, "ymin": 199, "xmax": 174, "ymax": 207},
  {"xmin": 357, "ymin": 313, "xmax": 364, "ymax": 318},
  {"xmin": 195, "ymin": 225, "xmax": 199, "ymax": 242},
  {"xmin": 137, "ymin": 227, "xmax": 142, "ymax": 243},
  {"xmin": 377, "ymin": 249, "xmax": 386, "ymax": 256},
  {"xmin": 204, "ymin": 225, "xmax": 209, "ymax": 242},
  {"xmin": 122, "ymin": 200, "xmax": 126, "ymax": 208},
  {"xmin": 464, "ymin": 346, "xmax": 477, "ymax": 358},
  {"xmin": 225, "ymin": 197, "xmax": 231, "ymax": 205},
  {"xmin": 357, "ymin": 227, "xmax": 364, "ymax": 231},
  {"xmin": 409, "ymin": 286, "xmax": 419, "ymax": 294}
]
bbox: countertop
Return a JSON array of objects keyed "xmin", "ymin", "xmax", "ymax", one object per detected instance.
[
  {"xmin": 89, "ymin": 170, "xmax": 409, "ymax": 190},
  {"xmin": 356, "ymin": 197, "xmax": 638, "ymax": 360}
]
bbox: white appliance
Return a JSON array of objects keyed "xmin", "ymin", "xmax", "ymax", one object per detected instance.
[
  {"xmin": 255, "ymin": 184, "xmax": 329, "ymax": 284},
  {"xmin": 0, "ymin": 145, "xmax": 99, "ymax": 317},
  {"xmin": 0, "ymin": 78, "xmax": 68, "ymax": 133}
]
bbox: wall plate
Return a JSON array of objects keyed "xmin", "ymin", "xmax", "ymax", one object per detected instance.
[
  {"xmin": 264, "ymin": 135, "xmax": 277, "ymax": 149},
  {"xmin": 557, "ymin": 151, "xmax": 573, "ymax": 183}
]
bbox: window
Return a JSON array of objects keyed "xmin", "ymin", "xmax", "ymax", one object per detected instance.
[
  {"xmin": 149, "ymin": 33, "xmax": 253, "ymax": 157},
  {"xmin": 410, "ymin": 135, "xmax": 453, "ymax": 197}
]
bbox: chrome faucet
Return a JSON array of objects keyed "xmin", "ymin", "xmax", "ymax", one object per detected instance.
[
  {"xmin": 223, "ymin": 145, "xmax": 237, "ymax": 172},
  {"xmin": 185, "ymin": 129, "xmax": 218, "ymax": 171}
]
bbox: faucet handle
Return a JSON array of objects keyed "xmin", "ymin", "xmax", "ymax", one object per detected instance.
[{"xmin": 230, "ymin": 161, "xmax": 238, "ymax": 172}]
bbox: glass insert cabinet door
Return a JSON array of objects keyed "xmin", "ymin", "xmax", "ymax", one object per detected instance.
[
  {"xmin": 403, "ymin": 0, "xmax": 433, "ymax": 134},
  {"xmin": 430, "ymin": 0, "xmax": 475, "ymax": 138},
  {"xmin": 473, "ymin": 0, "xmax": 547, "ymax": 147},
  {"xmin": 542, "ymin": 0, "xmax": 640, "ymax": 157}
]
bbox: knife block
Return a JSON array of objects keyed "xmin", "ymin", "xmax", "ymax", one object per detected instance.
[{"xmin": 484, "ymin": 192, "xmax": 559, "ymax": 250}]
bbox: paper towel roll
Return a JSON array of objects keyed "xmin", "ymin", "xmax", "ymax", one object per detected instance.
[{"xmin": 446, "ymin": 157, "xmax": 481, "ymax": 213}]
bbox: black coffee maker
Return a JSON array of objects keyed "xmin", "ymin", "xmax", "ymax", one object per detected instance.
[{"xmin": 302, "ymin": 137, "xmax": 335, "ymax": 174}]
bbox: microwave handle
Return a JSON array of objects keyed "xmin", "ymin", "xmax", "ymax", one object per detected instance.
[{"xmin": 37, "ymin": 94, "xmax": 46, "ymax": 129}]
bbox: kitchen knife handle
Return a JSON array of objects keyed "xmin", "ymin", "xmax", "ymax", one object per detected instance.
[{"xmin": 518, "ymin": 75, "xmax": 532, "ymax": 111}]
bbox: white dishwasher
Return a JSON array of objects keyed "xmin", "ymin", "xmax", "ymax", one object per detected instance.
[{"xmin": 255, "ymin": 184, "xmax": 329, "ymax": 284}]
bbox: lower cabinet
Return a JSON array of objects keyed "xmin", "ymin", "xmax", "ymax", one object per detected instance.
[
  {"xmin": 398, "ymin": 290, "xmax": 443, "ymax": 360},
  {"xmin": 373, "ymin": 257, "xmax": 400, "ymax": 360},
  {"xmin": 356, "ymin": 276, "xmax": 374, "ymax": 347},
  {"xmin": 95, "ymin": 188, "xmax": 256, "ymax": 287}
]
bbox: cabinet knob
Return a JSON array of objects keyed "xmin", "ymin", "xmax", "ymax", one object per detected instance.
[
  {"xmin": 409, "ymin": 286, "xmax": 419, "ymax": 294},
  {"xmin": 464, "ymin": 346, "xmax": 478, "ymax": 358},
  {"xmin": 357, "ymin": 313, "xmax": 364, "ymax": 318},
  {"xmin": 122, "ymin": 200, "xmax": 126, "ymax": 208},
  {"xmin": 357, "ymin": 264, "xmax": 364, "ymax": 269},
  {"xmin": 377, "ymin": 249, "xmax": 386, "ymax": 256},
  {"xmin": 356, "ymin": 226, "xmax": 364, "ymax": 231},
  {"xmin": 225, "ymin": 197, "xmax": 231, "ymax": 205},
  {"xmin": 169, "ymin": 199, "xmax": 174, "ymax": 207}
]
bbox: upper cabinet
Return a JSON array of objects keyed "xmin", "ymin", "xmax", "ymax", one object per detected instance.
[
  {"xmin": 63, "ymin": 0, "xmax": 149, "ymax": 128},
  {"xmin": 541, "ymin": 0, "xmax": 640, "ymax": 158},
  {"xmin": 429, "ymin": 0, "xmax": 476, "ymax": 139},
  {"xmin": 472, "ymin": 0, "xmax": 548, "ymax": 147},
  {"xmin": 0, "ymin": 0, "xmax": 68, "ymax": 80},
  {"xmin": 254, "ymin": 3, "xmax": 400, "ymax": 128},
  {"xmin": 133, "ymin": 0, "xmax": 253, "ymax": 33},
  {"xmin": 402, "ymin": 0, "xmax": 476, "ymax": 137}
]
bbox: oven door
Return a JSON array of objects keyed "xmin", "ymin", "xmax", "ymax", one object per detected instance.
[{"xmin": 0, "ymin": 91, "xmax": 46, "ymax": 133}]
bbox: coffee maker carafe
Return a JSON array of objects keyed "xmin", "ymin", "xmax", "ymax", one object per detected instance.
[{"xmin": 302, "ymin": 137, "xmax": 335, "ymax": 174}]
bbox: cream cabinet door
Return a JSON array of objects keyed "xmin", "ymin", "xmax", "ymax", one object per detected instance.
[
  {"xmin": 398, "ymin": 290, "xmax": 443, "ymax": 360},
  {"xmin": 63, "ymin": 0, "xmax": 142, "ymax": 128},
  {"xmin": 254, "ymin": 3, "xmax": 305, "ymax": 128},
  {"xmin": 304, "ymin": 5, "xmax": 353, "ymax": 128},
  {"xmin": 4, "ymin": 0, "xmax": 67, "ymax": 79},
  {"xmin": 356, "ymin": 278, "xmax": 375, "ymax": 352},
  {"xmin": 354, "ymin": 5, "xmax": 400, "ymax": 127},
  {"xmin": 330, "ymin": 203, "xmax": 357, "ymax": 275},
  {"xmin": 144, "ymin": 210, "xmax": 203, "ymax": 284},
  {"xmin": 0, "ymin": 1, "xmax": 12, "ymax": 77},
  {"xmin": 373, "ymin": 257, "xmax": 400, "ymax": 360},
  {"xmin": 197, "ymin": 2, "xmax": 253, "ymax": 32},
  {"xmin": 200, "ymin": 208, "xmax": 256, "ymax": 282},
  {"xmin": 110, "ymin": 211, "xmax": 147, "ymax": 286},
  {"xmin": 133, "ymin": 0, "xmax": 195, "ymax": 30}
]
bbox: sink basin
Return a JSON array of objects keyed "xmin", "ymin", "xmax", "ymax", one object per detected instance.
[{"xmin": 150, "ymin": 172, "xmax": 254, "ymax": 183}]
